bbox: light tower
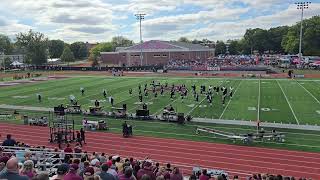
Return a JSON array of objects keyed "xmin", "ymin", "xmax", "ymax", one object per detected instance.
[
  {"xmin": 135, "ymin": 13, "xmax": 146, "ymax": 66},
  {"xmin": 295, "ymin": 2, "xmax": 311, "ymax": 61}
]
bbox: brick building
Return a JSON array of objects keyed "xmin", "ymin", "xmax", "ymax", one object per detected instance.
[{"xmin": 100, "ymin": 40, "xmax": 215, "ymax": 66}]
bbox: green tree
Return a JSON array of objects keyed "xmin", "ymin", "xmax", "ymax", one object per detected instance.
[
  {"xmin": 268, "ymin": 26, "xmax": 289, "ymax": 53},
  {"xmin": 60, "ymin": 46, "xmax": 75, "ymax": 64},
  {"xmin": 111, "ymin": 36, "xmax": 134, "ymax": 49},
  {"xmin": 178, "ymin": 37, "xmax": 190, "ymax": 43},
  {"xmin": 227, "ymin": 40, "xmax": 240, "ymax": 55},
  {"xmin": 48, "ymin": 40, "xmax": 65, "ymax": 58},
  {"xmin": 70, "ymin": 42, "xmax": 88, "ymax": 59},
  {"xmin": 4, "ymin": 57, "xmax": 12, "ymax": 67},
  {"xmin": 15, "ymin": 30, "xmax": 48, "ymax": 65},
  {"xmin": 215, "ymin": 41, "xmax": 226, "ymax": 55},
  {"xmin": 0, "ymin": 34, "xmax": 13, "ymax": 55},
  {"xmin": 90, "ymin": 42, "xmax": 113, "ymax": 58}
]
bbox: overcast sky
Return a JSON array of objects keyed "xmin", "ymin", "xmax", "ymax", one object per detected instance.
[{"xmin": 0, "ymin": 0, "xmax": 319, "ymax": 43}]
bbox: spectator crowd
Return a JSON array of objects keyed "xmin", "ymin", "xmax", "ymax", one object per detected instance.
[{"xmin": 0, "ymin": 134, "xmax": 314, "ymax": 180}]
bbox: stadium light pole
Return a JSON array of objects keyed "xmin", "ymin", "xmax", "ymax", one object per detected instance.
[
  {"xmin": 135, "ymin": 13, "xmax": 146, "ymax": 66},
  {"xmin": 295, "ymin": 2, "xmax": 311, "ymax": 62}
]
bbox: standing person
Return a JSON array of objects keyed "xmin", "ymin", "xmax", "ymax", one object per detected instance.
[
  {"xmin": 80, "ymin": 128, "xmax": 86, "ymax": 144},
  {"xmin": 170, "ymin": 167, "xmax": 183, "ymax": 180},
  {"xmin": 76, "ymin": 131, "xmax": 82, "ymax": 147},
  {"xmin": 57, "ymin": 131, "xmax": 63, "ymax": 149},
  {"xmin": 80, "ymin": 88, "xmax": 85, "ymax": 96},
  {"xmin": 229, "ymin": 87, "xmax": 234, "ymax": 98},
  {"xmin": 139, "ymin": 94, "xmax": 143, "ymax": 102},
  {"xmin": 103, "ymin": 90, "xmax": 107, "ymax": 98},
  {"xmin": 129, "ymin": 88, "xmax": 133, "ymax": 95},
  {"xmin": 37, "ymin": 94, "xmax": 42, "ymax": 103}
]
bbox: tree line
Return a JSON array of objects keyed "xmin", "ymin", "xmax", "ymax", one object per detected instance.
[
  {"xmin": 179, "ymin": 16, "xmax": 320, "ymax": 56},
  {"xmin": 0, "ymin": 16, "xmax": 319, "ymax": 66},
  {"xmin": 0, "ymin": 30, "xmax": 134, "ymax": 65}
]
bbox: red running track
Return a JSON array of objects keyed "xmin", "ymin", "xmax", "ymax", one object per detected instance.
[{"xmin": 0, "ymin": 123, "xmax": 319, "ymax": 180}]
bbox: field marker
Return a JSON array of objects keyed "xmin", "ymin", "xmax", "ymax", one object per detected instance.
[
  {"xmin": 257, "ymin": 79, "xmax": 261, "ymax": 121},
  {"xmin": 276, "ymin": 80, "xmax": 300, "ymax": 125},
  {"xmin": 219, "ymin": 80, "xmax": 243, "ymax": 119},
  {"xmin": 297, "ymin": 81, "xmax": 320, "ymax": 105}
]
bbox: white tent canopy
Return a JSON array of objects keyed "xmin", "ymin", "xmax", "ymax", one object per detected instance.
[{"xmin": 11, "ymin": 61, "xmax": 24, "ymax": 66}]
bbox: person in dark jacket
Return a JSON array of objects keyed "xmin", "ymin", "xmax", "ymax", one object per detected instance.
[
  {"xmin": 2, "ymin": 134, "xmax": 17, "ymax": 147},
  {"xmin": 0, "ymin": 157, "xmax": 28, "ymax": 180},
  {"xmin": 80, "ymin": 128, "xmax": 86, "ymax": 144},
  {"xmin": 98, "ymin": 164, "xmax": 116, "ymax": 180}
]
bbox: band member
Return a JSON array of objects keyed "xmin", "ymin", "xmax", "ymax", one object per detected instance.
[
  {"xmin": 139, "ymin": 89, "xmax": 142, "ymax": 95},
  {"xmin": 222, "ymin": 95, "xmax": 226, "ymax": 106},
  {"xmin": 80, "ymin": 88, "xmax": 85, "ymax": 96},
  {"xmin": 139, "ymin": 94, "xmax": 143, "ymax": 102},
  {"xmin": 154, "ymin": 92, "xmax": 158, "ymax": 98},
  {"xmin": 160, "ymin": 87, "xmax": 164, "ymax": 96},
  {"xmin": 195, "ymin": 93, "xmax": 199, "ymax": 102},
  {"xmin": 37, "ymin": 94, "xmax": 42, "ymax": 102},
  {"xmin": 223, "ymin": 86, "xmax": 228, "ymax": 97},
  {"xmin": 170, "ymin": 90, "xmax": 174, "ymax": 99},
  {"xmin": 144, "ymin": 89, "xmax": 148, "ymax": 97},
  {"xmin": 180, "ymin": 92, "xmax": 184, "ymax": 103},
  {"xmin": 129, "ymin": 88, "xmax": 133, "ymax": 95},
  {"xmin": 165, "ymin": 82, "xmax": 168, "ymax": 88},
  {"xmin": 94, "ymin": 100, "xmax": 100, "ymax": 107},
  {"xmin": 103, "ymin": 90, "xmax": 107, "ymax": 98},
  {"xmin": 229, "ymin": 87, "xmax": 234, "ymax": 98},
  {"xmin": 138, "ymin": 84, "xmax": 141, "ymax": 90},
  {"xmin": 216, "ymin": 86, "xmax": 220, "ymax": 95},
  {"xmin": 109, "ymin": 96, "xmax": 114, "ymax": 107}
]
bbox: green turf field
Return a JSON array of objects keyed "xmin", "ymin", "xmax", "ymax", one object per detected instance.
[{"xmin": 1, "ymin": 76, "xmax": 320, "ymax": 125}]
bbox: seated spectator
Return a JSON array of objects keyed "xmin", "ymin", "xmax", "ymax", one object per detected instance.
[
  {"xmin": 0, "ymin": 156, "xmax": 9, "ymax": 175},
  {"xmin": 33, "ymin": 172, "xmax": 49, "ymax": 180},
  {"xmin": 153, "ymin": 163, "xmax": 159, "ymax": 175},
  {"xmin": 165, "ymin": 164, "xmax": 172, "ymax": 173},
  {"xmin": 0, "ymin": 157, "xmax": 28, "ymax": 180},
  {"xmin": 121, "ymin": 166, "xmax": 136, "ymax": 180},
  {"xmin": 83, "ymin": 166, "xmax": 95, "ymax": 179},
  {"xmin": 64, "ymin": 163, "xmax": 82, "ymax": 180},
  {"xmin": 64, "ymin": 144, "xmax": 73, "ymax": 154},
  {"xmin": 99, "ymin": 153, "xmax": 107, "ymax": 164},
  {"xmin": 50, "ymin": 163, "xmax": 69, "ymax": 180},
  {"xmin": 115, "ymin": 156, "xmax": 124, "ymax": 173},
  {"xmin": 2, "ymin": 134, "xmax": 17, "ymax": 146},
  {"xmin": 98, "ymin": 163, "xmax": 116, "ymax": 180},
  {"xmin": 106, "ymin": 163, "xmax": 118, "ymax": 179},
  {"xmin": 20, "ymin": 160, "xmax": 37, "ymax": 179},
  {"xmin": 199, "ymin": 169, "xmax": 210, "ymax": 180},
  {"xmin": 137, "ymin": 161, "xmax": 155, "ymax": 180},
  {"xmin": 80, "ymin": 161, "xmax": 90, "ymax": 178},
  {"xmin": 169, "ymin": 167, "xmax": 182, "ymax": 180},
  {"xmin": 141, "ymin": 174, "xmax": 151, "ymax": 180}
]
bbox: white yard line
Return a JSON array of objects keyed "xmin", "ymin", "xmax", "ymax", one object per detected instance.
[
  {"xmin": 257, "ymin": 79, "xmax": 261, "ymax": 121},
  {"xmin": 297, "ymin": 81, "xmax": 320, "ymax": 105},
  {"xmin": 219, "ymin": 80, "xmax": 243, "ymax": 119},
  {"xmin": 185, "ymin": 97, "xmax": 206, "ymax": 117},
  {"xmin": 276, "ymin": 80, "xmax": 300, "ymax": 125}
]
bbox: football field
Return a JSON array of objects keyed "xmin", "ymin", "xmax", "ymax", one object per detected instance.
[{"xmin": 1, "ymin": 76, "xmax": 320, "ymax": 125}]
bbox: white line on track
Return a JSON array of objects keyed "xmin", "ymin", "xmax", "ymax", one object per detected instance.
[
  {"xmin": 276, "ymin": 80, "xmax": 299, "ymax": 125},
  {"xmin": 297, "ymin": 81, "xmax": 320, "ymax": 105},
  {"xmin": 219, "ymin": 80, "xmax": 243, "ymax": 119}
]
